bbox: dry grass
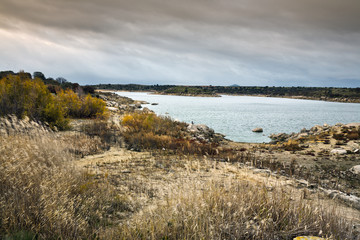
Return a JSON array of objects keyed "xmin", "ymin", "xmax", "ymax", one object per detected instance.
[
  {"xmin": 78, "ymin": 149, "xmax": 358, "ymax": 240},
  {"xmin": 0, "ymin": 132, "xmax": 127, "ymax": 239},
  {"xmin": 113, "ymin": 178, "xmax": 356, "ymax": 240},
  {"xmin": 0, "ymin": 120, "xmax": 359, "ymax": 239}
]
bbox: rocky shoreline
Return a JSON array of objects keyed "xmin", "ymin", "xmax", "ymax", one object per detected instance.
[{"xmin": 269, "ymin": 122, "xmax": 360, "ymax": 153}]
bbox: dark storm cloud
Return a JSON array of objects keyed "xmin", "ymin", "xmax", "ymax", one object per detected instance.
[{"xmin": 0, "ymin": 0, "xmax": 359, "ymax": 86}]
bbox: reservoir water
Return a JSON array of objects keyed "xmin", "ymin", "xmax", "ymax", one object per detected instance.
[{"xmin": 116, "ymin": 92, "xmax": 360, "ymax": 143}]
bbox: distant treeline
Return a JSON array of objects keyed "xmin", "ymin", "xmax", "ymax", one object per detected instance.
[
  {"xmin": 93, "ymin": 83, "xmax": 176, "ymax": 92},
  {"xmin": 92, "ymin": 84, "xmax": 360, "ymax": 102}
]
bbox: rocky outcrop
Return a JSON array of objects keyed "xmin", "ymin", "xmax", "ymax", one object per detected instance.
[
  {"xmin": 350, "ymin": 165, "xmax": 360, "ymax": 175},
  {"xmin": 187, "ymin": 124, "xmax": 225, "ymax": 143},
  {"xmin": 97, "ymin": 92, "xmax": 134, "ymax": 105},
  {"xmin": 269, "ymin": 122, "xmax": 360, "ymax": 146},
  {"xmin": 98, "ymin": 92, "xmax": 150, "ymax": 113},
  {"xmin": 269, "ymin": 133, "xmax": 291, "ymax": 143},
  {"xmin": 330, "ymin": 148, "xmax": 348, "ymax": 155},
  {"xmin": 0, "ymin": 115, "xmax": 52, "ymax": 136},
  {"xmin": 293, "ymin": 237, "xmax": 326, "ymax": 240}
]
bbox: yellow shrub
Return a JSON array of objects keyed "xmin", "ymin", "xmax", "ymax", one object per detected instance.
[
  {"xmin": 122, "ymin": 112, "xmax": 186, "ymax": 137},
  {"xmin": 57, "ymin": 89, "xmax": 108, "ymax": 119},
  {"xmin": 0, "ymin": 75, "xmax": 108, "ymax": 129},
  {"xmin": 0, "ymin": 75, "xmax": 68, "ymax": 129},
  {"xmin": 57, "ymin": 89, "xmax": 81, "ymax": 117},
  {"xmin": 80, "ymin": 94, "xmax": 108, "ymax": 119},
  {"xmin": 42, "ymin": 99, "xmax": 69, "ymax": 130}
]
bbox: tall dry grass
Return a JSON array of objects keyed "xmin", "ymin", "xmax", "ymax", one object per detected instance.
[
  {"xmin": 115, "ymin": 179, "xmax": 357, "ymax": 240},
  {"xmin": 0, "ymin": 133, "xmax": 126, "ymax": 239}
]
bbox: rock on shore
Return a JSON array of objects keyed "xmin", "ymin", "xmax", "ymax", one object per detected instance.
[
  {"xmin": 187, "ymin": 123, "xmax": 225, "ymax": 143},
  {"xmin": 269, "ymin": 123, "xmax": 360, "ymax": 145},
  {"xmin": 252, "ymin": 127, "xmax": 263, "ymax": 133}
]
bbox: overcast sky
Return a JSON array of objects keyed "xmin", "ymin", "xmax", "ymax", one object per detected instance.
[{"xmin": 0, "ymin": 0, "xmax": 359, "ymax": 87}]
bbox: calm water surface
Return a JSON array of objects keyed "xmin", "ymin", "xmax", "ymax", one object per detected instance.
[{"xmin": 116, "ymin": 92, "xmax": 360, "ymax": 143}]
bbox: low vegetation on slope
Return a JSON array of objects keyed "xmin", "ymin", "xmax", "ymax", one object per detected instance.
[{"xmin": 121, "ymin": 112, "xmax": 220, "ymax": 155}]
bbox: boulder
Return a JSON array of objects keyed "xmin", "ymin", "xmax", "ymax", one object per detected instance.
[
  {"xmin": 187, "ymin": 124, "xmax": 216, "ymax": 142},
  {"xmin": 300, "ymin": 128, "xmax": 308, "ymax": 133},
  {"xmin": 188, "ymin": 124, "xmax": 214, "ymax": 134},
  {"xmin": 252, "ymin": 127, "xmax": 263, "ymax": 133},
  {"xmin": 350, "ymin": 165, "xmax": 360, "ymax": 175},
  {"xmin": 330, "ymin": 148, "xmax": 347, "ymax": 155},
  {"xmin": 269, "ymin": 133, "xmax": 290, "ymax": 143},
  {"xmin": 142, "ymin": 107, "xmax": 154, "ymax": 114},
  {"xmin": 296, "ymin": 133, "xmax": 308, "ymax": 139},
  {"xmin": 106, "ymin": 107, "xmax": 119, "ymax": 112},
  {"xmin": 293, "ymin": 237, "xmax": 327, "ymax": 240},
  {"xmin": 345, "ymin": 122, "xmax": 360, "ymax": 127}
]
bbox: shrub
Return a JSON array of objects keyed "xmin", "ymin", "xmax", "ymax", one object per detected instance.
[
  {"xmin": 122, "ymin": 112, "xmax": 186, "ymax": 138},
  {"xmin": 0, "ymin": 75, "xmax": 108, "ymax": 129},
  {"xmin": 57, "ymin": 89, "xmax": 82, "ymax": 117},
  {"xmin": 81, "ymin": 120, "xmax": 121, "ymax": 147},
  {"xmin": 58, "ymin": 90, "xmax": 108, "ymax": 119},
  {"xmin": 42, "ymin": 100, "xmax": 70, "ymax": 130},
  {"xmin": 121, "ymin": 113, "xmax": 219, "ymax": 155},
  {"xmin": 0, "ymin": 75, "xmax": 69, "ymax": 129},
  {"xmin": 80, "ymin": 94, "xmax": 108, "ymax": 119}
]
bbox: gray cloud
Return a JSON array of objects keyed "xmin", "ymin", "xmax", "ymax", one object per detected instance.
[{"xmin": 0, "ymin": 0, "xmax": 359, "ymax": 86}]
